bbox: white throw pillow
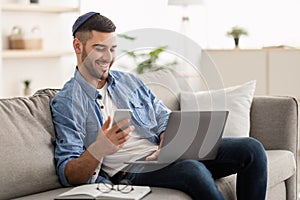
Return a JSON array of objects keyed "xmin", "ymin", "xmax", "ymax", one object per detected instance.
[
  {"xmin": 180, "ymin": 80, "xmax": 256, "ymax": 137},
  {"xmin": 137, "ymin": 69, "xmax": 181, "ymax": 111}
]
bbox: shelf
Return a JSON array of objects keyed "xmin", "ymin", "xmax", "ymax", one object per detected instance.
[
  {"xmin": 1, "ymin": 4, "xmax": 79, "ymax": 13},
  {"xmin": 2, "ymin": 50, "xmax": 73, "ymax": 59},
  {"xmin": 205, "ymin": 47, "xmax": 300, "ymax": 52}
]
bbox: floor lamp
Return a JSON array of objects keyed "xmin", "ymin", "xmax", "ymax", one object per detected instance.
[
  {"xmin": 168, "ymin": 0, "xmax": 204, "ymax": 91},
  {"xmin": 168, "ymin": 0, "xmax": 203, "ymax": 35}
]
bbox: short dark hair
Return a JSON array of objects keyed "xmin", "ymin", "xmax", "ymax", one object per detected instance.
[{"xmin": 74, "ymin": 14, "xmax": 116, "ymax": 44}]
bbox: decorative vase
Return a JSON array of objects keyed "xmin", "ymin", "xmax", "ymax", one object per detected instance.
[{"xmin": 234, "ymin": 37, "xmax": 239, "ymax": 48}]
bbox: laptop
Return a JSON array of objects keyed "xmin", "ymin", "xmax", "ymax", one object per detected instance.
[{"xmin": 124, "ymin": 110, "xmax": 229, "ymax": 165}]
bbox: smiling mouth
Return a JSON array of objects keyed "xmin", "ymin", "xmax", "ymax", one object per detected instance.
[
  {"xmin": 96, "ymin": 60, "xmax": 110, "ymax": 67},
  {"xmin": 95, "ymin": 60, "xmax": 111, "ymax": 71}
]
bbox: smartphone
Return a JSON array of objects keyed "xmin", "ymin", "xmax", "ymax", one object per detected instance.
[{"xmin": 113, "ymin": 109, "xmax": 132, "ymax": 132}]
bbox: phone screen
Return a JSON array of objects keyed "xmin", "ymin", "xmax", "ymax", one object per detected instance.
[{"xmin": 113, "ymin": 109, "xmax": 132, "ymax": 132}]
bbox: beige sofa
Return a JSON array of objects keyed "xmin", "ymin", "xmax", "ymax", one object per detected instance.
[{"xmin": 0, "ymin": 69, "xmax": 298, "ymax": 200}]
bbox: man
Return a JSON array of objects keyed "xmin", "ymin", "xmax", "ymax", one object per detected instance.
[{"xmin": 51, "ymin": 12, "xmax": 267, "ymax": 200}]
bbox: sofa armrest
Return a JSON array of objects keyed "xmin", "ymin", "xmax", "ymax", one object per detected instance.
[
  {"xmin": 250, "ymin": 96, "xmax": 298, "ymax": 154},
  {"xmin": 250, "ymin": 96, "xmax": 298, "ymax": 200}
]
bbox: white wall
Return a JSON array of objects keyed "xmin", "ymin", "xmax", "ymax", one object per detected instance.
[
  {"xmin": 80, "ymin": 0, "xmax": 300, "ymax": 49},
  {"xmin": 204, "ymin": 0, "xmax": 300, "ymax": 49},
  {"xmin": 79, "ymin": 0, "xmax": 300, "ymax": 93},
  {"xmin": 1, "ymin": 0, "xmax": 299, "ymax": 97}
]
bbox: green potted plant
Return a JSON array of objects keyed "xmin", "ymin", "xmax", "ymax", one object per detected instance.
[
  {"xmin": 118, "ymin": 34, "xmax": 177, "ymax": 74},
  {"xmin": 23, "ymin": 80, "xmax": 31, "ymax": 96},
  {"xmin": 124, "ymin": 46, "xmax": 177, "ymax": 74},
  {"xmin": 30, "ymin": 0, "xmax": 39, "ymax": 3},
  {"xmin": 226, "ymin": 26, "xmax": 248, "ymax": 48}
]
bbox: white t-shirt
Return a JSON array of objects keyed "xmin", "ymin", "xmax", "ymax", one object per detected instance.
[{"xmin": 97, "ymin": 83, "xmax": 158, "ymax": 177}]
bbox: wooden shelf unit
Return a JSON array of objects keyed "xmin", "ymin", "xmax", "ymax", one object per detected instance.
[{"xmin": 2, "ymin": 50, "xmax": 73, "ymax": 59}]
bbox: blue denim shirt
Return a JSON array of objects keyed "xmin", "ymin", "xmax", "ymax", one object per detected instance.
[{"xmin": 51, "ymin": 69, "xmax": 170, "ymax": 186}]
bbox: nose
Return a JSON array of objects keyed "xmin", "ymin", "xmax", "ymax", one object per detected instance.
[{"xmin": 102, "ymin": 49, "xmax": 113, "ymax": 62}]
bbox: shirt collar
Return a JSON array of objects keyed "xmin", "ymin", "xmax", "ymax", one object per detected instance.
[
  {"xmin": 107, "ymin": 70, "xmax": 116, "ymax": 90},
  {"xmin": 74, "ymin": 68, "xmax": 100, "ymax": 100}
]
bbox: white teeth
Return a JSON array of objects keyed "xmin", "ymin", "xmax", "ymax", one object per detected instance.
[{"xmin": 97, "ymin": 62, "xmax": 109, "ymax": 67}]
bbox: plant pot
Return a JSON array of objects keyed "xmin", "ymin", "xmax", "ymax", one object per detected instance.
[
  {"xmin": 24, "ymin": 88, "xmax": 31, "ymax": 96},
  {"xmin": 234, "ymin": 37, "xmax": 239, "ymax": 48}
]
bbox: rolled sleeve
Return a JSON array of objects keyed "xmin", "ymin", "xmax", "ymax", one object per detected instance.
[
  {"xmin": 57, "ymin": 157, "xmax": 72, "ymax": 186},
  {"xmin": 152, "ymin": 95, "xmax": 171, "ymax": 139},
  {"xmin": 51, "ymin": 96, "xmax": 87, "ymax": 186}
]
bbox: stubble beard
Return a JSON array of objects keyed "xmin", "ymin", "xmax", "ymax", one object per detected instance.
[{"xmin": 81, "ymin": 47, "xmax": 109, "ymax": 81}]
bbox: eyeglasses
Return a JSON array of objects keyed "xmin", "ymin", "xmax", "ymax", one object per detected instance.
[{"xmin": 97, "ymin": 180, "xmax": 134, "ymax": 194}]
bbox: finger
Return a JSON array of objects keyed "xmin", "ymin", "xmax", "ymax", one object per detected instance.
[
  {"xmin": 146, "ymin": 154, "xmax": 156, "ymax": 161},
  {"xmin": 102, "ymin": 116, "xmax": 112, "ymax": 131},
  {"xmin": 117, "ymin": 143, "xmax": 125, "ymax": 149},
  {"xmin": 123, "ymin": 125, "xmax": 135, "ymax": 133},
  {"xmin": 117, "ymin": 134, "xmax": 130, "ymax": 145},
  {"xmin": 115, "ymin": 125, "xmax": 134, "ymax": 140},
  {"xmin": 113, "ymin": 119, "xmax": 130, "ymax": 133},
  {"xmin": 111, "ymin": 119, "xmax": 131, "ymax": 133},
  {"xmin": 146, "ymin": 151, "xmax": 159, "ymax": 161},
  {"xmin": 105, "ymin": 127, "xmax": 131, "ymax": 145}
]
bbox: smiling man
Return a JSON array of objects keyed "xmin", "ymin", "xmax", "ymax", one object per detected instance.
[
  {"xmin": 51, "ymin": 12, "xmax": 135, "ymax": 185},
  {"xmin": 50, "ymin": 12, "xmax": 267, "ymax": 200}
]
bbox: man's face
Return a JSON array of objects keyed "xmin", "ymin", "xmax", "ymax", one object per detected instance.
[{"xmin": 81, "ymin": 30, "xmax": 116, "ymax": 82}]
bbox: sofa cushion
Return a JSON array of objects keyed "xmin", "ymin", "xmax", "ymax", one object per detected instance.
[
  {"xmin": 0, "ymin": 89, "xmax": 61, "ymax": 199},
  {"xmin": 137, "ymin": 69, "xmax": 181, "ymax": 111},
  {"xmin": 266, "ymin": 150, "xmax": 296, "ymax": 188},
  {"xmin": 214, "ymin": 150, "xmax": 296, "ymax": 200},
  {"xmin": 215, "ymin": 174, "xmax": 236, "ymax": 200},
  {"xmin": 265, "ymin": 181, "xmax": 286, "ymax": 200},
  {"xmin": 180, "ymin": 80, "xmax": 256, "ymax": 137},
  {"xmin": 11, "ymin": 149, "xmax": 295, "ymax": 200}
]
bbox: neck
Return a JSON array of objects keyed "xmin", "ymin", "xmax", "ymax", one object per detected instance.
[
  {"xmin": 78, "ymin": 65, "xmax": 102, "ymax": 88},
  {"xmin": 97, "ymin": 80, "xmax": 106, "ymax": 89}
]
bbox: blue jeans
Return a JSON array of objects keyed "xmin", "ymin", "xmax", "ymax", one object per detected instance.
[{"xmin": 111, "ymin": 137, "xmax": 268, "ymax": 200}]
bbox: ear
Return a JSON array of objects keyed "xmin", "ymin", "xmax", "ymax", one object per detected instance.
[{"xmin": 73, "ymin": 38, "xmax": 82, "ymax": 54}]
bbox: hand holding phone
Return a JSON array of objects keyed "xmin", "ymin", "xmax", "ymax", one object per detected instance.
[{"xmin": 113, "ymin": 109, "xmax": 132, "ymax": 132}]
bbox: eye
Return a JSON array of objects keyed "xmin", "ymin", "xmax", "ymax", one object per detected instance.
[{"xmin": 94, "ymin": 47, "xmax": 106, "ymax": 52}]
